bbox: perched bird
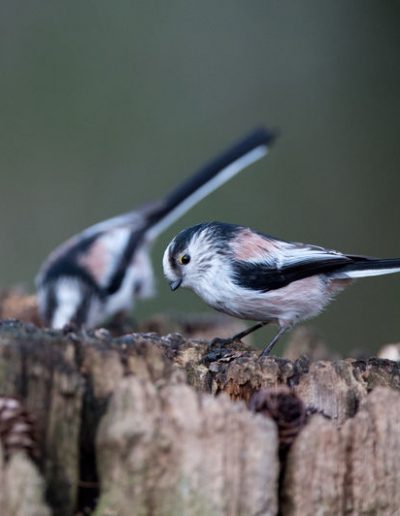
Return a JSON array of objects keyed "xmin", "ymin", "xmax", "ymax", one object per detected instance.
[
  {"xmin": 163, "ymin": 221, "xmax": 400, "ymax": 357},
  {"xmin": 36, "ymin": 128, "xmax": 275, "ymax": 329}
]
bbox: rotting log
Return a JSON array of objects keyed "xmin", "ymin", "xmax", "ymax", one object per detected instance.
[
  {"xmin": 0, "ymin": 446, "xmax": 50, "ymax": 516},
  {"xmin": 0, "ymin": 322, "xmax": 83, "ymax": 515},
  {"xmin": 0, "ymin": 314, "xmax": 399, "ymax": 514},
  {"xmin": 161, "ymin": 331, "xmax": 400, "ymax": 423},
  {"xmin": 95, "ymin": 377, "xmax": 279, "ymax": 516},
  {"xmin": 282, "ymin": 387, "xmax": 400, "ymax": 515},
  {"xmin": 0, "ymin": 321, "xmax": 184, "ymax": 515}
]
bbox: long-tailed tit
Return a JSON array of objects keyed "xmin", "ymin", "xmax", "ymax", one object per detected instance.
[
  {"xmin": 36, "ymin": 129, "xmax": 275, "ymax": 329},
  {"xmin": 163, "ymin": 221, "xmax": 400, "ymax": 357}
]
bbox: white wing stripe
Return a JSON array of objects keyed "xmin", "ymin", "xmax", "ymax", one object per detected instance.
[{"xmin": 146, "ymin": 146, "xmax": 268, "ymax": 240}]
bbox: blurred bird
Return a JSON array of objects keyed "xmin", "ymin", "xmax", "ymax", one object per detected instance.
[
  {"xmin": 36, "ymin": 128, "xmax": 275, "ymax": 329},
  {"xmin": 163, "ymin": 221, "xmax": 400, "ymax": 357}
]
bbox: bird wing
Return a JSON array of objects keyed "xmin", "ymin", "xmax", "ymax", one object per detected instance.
[{"xmin": 232, "ymin": 238, "xmax": 359, "ymax": 292}]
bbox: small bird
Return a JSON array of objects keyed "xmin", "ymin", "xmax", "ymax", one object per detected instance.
[
  {"xmin": 36, "ymin": 128, "xmax": 275, "ymax": 329},
  {"xmin": 163, "ymin": 221, "xmax": 400, "ymax": 357}
]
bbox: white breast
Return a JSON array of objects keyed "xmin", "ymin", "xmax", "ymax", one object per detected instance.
[{"xmin": 192, "ymin": 266, "xmax": 333, "ymax": 328}]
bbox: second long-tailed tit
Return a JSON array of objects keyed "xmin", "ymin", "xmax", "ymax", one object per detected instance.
[
  {"xmin": 36, "ymin": 128, "xmax": 276, "ymax": 329},
  {"xmin": 163, "ymin": 221, "xmax": 400, "ymax": 357}
]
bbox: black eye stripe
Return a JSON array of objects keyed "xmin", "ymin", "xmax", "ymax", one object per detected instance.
[{"xmin": 169, "ymin": 255, "xmax": 177, "ymax": 269}]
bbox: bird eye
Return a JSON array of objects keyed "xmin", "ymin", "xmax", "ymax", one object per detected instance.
[{"xmin": 179, "ymin": 254, "xmax": 191, "ymax": 265}]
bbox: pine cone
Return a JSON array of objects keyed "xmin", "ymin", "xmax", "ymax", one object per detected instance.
[
  {"xmin": 0, "ymin": 397, "xmax": 38, "ymax": 461},
  {"xmin": 249, "ymin": 387, "xmax": 306, "ymax": 450}
]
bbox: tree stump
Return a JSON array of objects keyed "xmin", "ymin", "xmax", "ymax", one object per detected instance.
[
  {"xmin": 0, "ymin": 299, "xmax": 399, "ymax": 515},
  {"xmin": 282, "ymin": 387, "xmax": 400, "ymax": 515},
  {"xmin": 0, "ymin": 447, "xmax": 50, "ymax": 516},
  {"xmin": 96, "ymin": 377, "xmax": 278, "ymax": 516}
]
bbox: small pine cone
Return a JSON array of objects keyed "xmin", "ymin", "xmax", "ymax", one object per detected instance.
[
  {"xmin": 0, "ymin": 397, "xmax": 38, "ymax": 461},
  {"xmin": 249, "ymin": 387, "xmax": 306, "ymax": 450}
]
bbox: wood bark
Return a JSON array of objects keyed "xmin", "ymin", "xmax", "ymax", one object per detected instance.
[
  {"xmin": 282, "ymin": 387, "xmax": 400, "ymax": 515},
  {"xmin": 0, "ymin": 447, "xmax": 50, "ymax": 516},
  {"xmin": 96, "ymin": 377, "xmax": 278, "ymax": 516},
  {"xmin": 0, "ymin": 299, "xmax": 399, "ymax": 515}
]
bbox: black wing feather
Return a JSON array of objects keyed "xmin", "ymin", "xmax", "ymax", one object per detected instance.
[{"xmin": 232, "ymin": 255, "xmax": 356, "ymax": 292}]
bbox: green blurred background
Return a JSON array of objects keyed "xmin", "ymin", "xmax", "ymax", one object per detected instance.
[{"xmin": 1, "ymin": 1, "xmax": 399, "ymax": 354}]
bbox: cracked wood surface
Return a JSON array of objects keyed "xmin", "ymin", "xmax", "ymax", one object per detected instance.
[
  {"xmin": 96, "ymin": 377, "xmax": 278, "ymax": 516},
  {"xmin": 282, "ymin": 387, "xmax": 400, "ymax": 515},
  {"xmin": 0, "ymin": 446, "xmax": 50, "ymax": 516},
  {"xmin": 0, "ymin": 317, "xmax": 399, "ymax": 515}
]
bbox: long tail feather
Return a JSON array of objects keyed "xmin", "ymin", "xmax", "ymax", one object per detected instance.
[
  {"xmin": 334, "ymin": 258, "xmax": 400, "ymax": 279},
  {"xmin": 81, "ymin": 128, "xmax": 275, "ymax": 240},
  {"xmin": 146, "ymin": 127, "xmax": 276, "ymax": 239}
]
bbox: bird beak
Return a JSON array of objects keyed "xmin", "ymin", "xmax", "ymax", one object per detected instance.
[{"xmin": 169, "ymin": 279, "xmax": 182, "ymax": 291}]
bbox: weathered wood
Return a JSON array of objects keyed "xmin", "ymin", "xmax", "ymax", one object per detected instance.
[
  {"xmin": 282, "ymin": 387, "xmax": 400, "ymax": 515},
  {"xmin": 95, "ymin": 376, "xmax": 279, "ymax": 516},
  {"xmin": 203, "ymin": 350, "xmax": 400, "ymax": 423},
  {"xmin": 0, "ymin": 322, "xmax": 182, "ymax": 515},
  {"xmin": 0, "ymin": 321, "xmax": 83, "ymax": 515},
  {"xmin": 0, "ymin": 447, "xmax": 50, "ymax": 516},
  {"xmin": 0, "ymin": 308, "xmax": 399, "ymax": 515}
]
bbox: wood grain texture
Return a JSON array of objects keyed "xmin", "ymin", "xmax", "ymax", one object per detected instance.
[
  {"xmin": 0, "ymin": 447, "xmax": 50, "ymax": 516},
  {"xmin": 96, "ymin": 377, "xmax": 279, "ymax": 516},
  {"xmin": 282, "ymin": 387, "xmax": 400, "ymax": 515},
  {"xmin": 0, "ymin": 314, "xmax": 399, "ymax": 515}
]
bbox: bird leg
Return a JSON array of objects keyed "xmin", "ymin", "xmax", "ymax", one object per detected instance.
[
  {"xmin": 209, "ymin": 321, "xmax": 270, "ymax": 348},
  {"xmin": 259, "ymin": 326, "xmax": 290, "ymax": 359}
]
